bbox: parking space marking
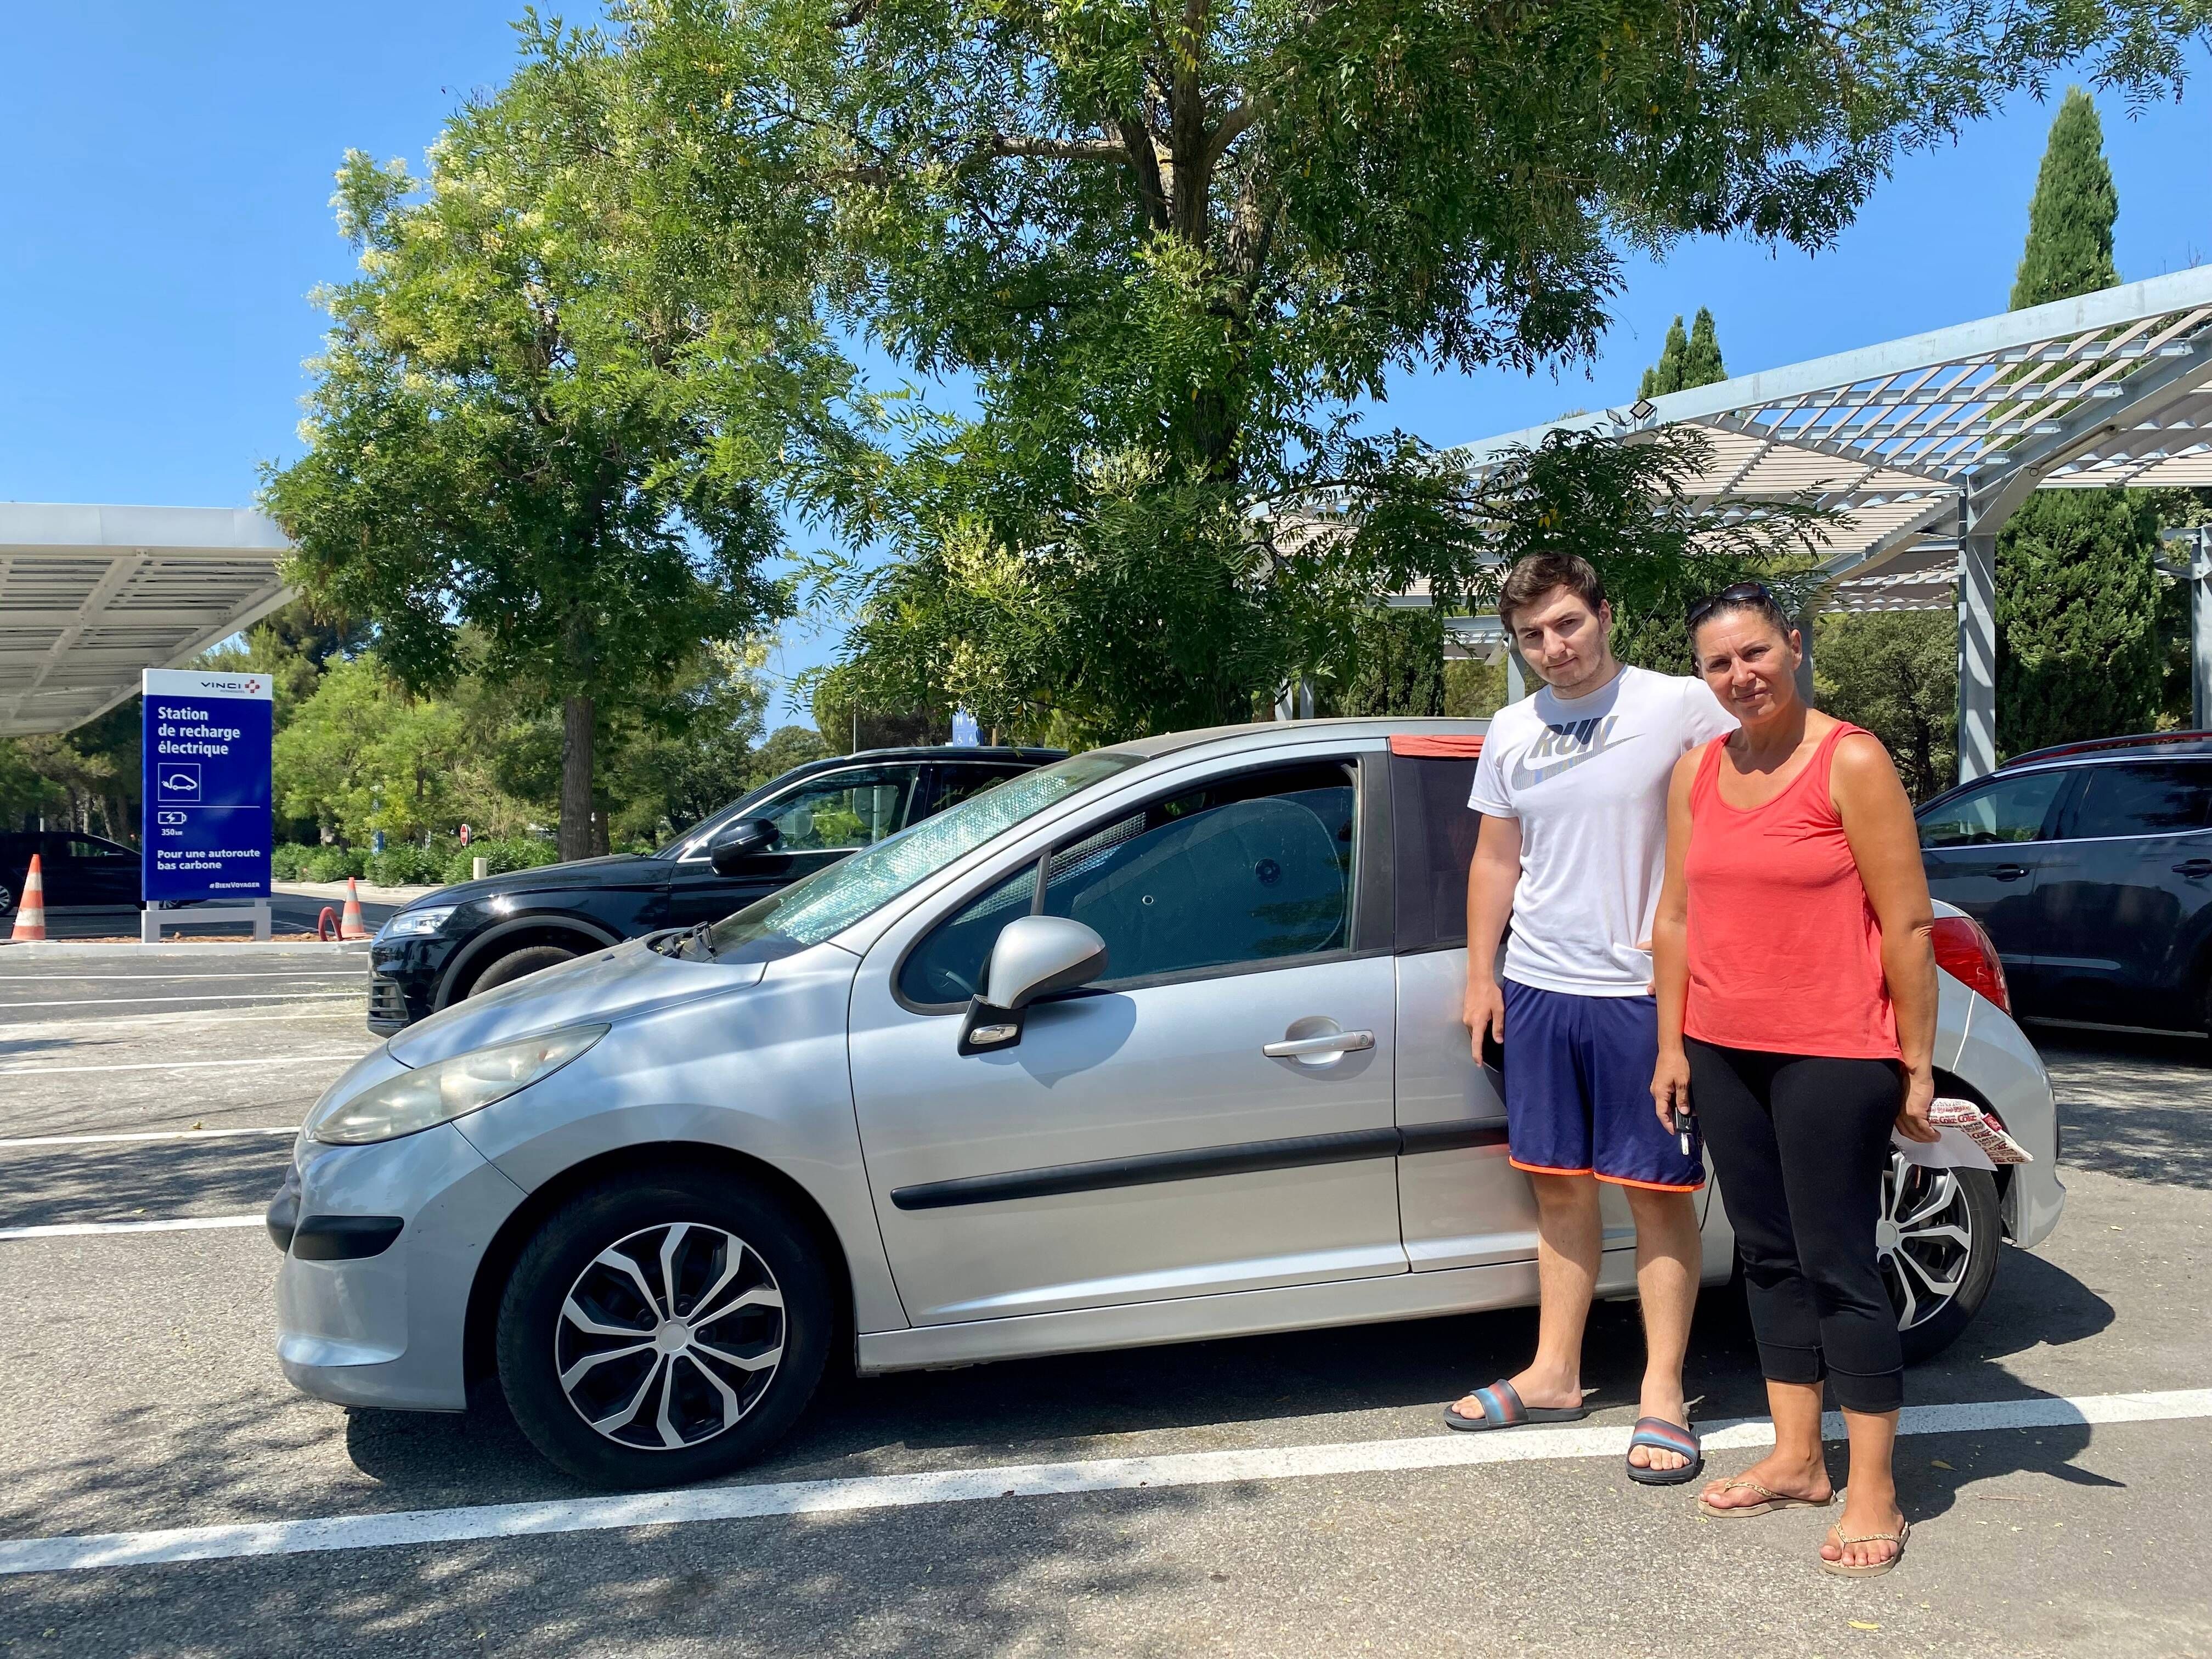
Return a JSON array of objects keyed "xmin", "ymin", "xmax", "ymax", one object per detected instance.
[
  {"xmin": 1, "ymin": 1387, "xmax": 2204, "ymax": 1576},
  {"xmin": 0, "ymin": 1127, "xmax": 296, "ymax": 1148},
  {"xmin": 0, "ymin": 992, "xmax": 364, "ymax": 1010},
  {"xmin": 0, "ymin": 1215, "xmax": 264, "ymax": 1241},
  {"xmin": 0, "ymin": 1053, "xmax": 363, "ymax": 1076}
]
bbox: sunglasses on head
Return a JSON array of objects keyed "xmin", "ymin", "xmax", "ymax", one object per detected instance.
[{"xmin": 1685, "ymin": 580, "xmax": 1775, "ymax": 630}]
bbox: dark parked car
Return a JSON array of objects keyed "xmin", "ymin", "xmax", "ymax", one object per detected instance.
[
  {"xmin": 366, "ymin": 746, "xmax": 1062, "ymax": 1035},
  {"xmin": 1917, "ymin": 730, "xmax": 2212, "ymax": 1034},
  {"xmin": 0, "ymin": 831, "xmax": 140, "ymax": 912}
]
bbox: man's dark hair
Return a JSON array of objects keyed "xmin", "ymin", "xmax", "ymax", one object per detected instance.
[{"xmin": 1498, "ymin": 552, "xmax": 1607, "ymax": 633}]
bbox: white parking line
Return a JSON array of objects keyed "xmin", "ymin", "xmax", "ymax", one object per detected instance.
[
  {"xmin": 0, "ymin": 1127, "xmax": 296, "ymax": 1148},
  {"xmin": 0, "ymin": 1052, "xmax": 364, "ymax": 1077},
  {"xmin": 1, "ymin": 1387, "xmax": 2204, "ymax": 1576},
  {"xmin": 0, "ymin": 1215, "xmax": 264, "ymax": 1241},
  {"xmin": 0, "ymin": 991, "xmax": 364, "ymax": 1010},
  {"xmin": 0, "ymin": 973, "xmax": 362, "ymax": 983}
]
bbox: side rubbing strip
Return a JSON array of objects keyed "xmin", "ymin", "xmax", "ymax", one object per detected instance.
[{"xmin": 889, "ymin": 1121, "xmax": 1510, "ymax": 1211}]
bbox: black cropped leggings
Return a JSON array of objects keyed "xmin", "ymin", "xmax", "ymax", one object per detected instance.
[{"xmin": 1686, "ymin": 1039, "xmax": 1904, "ymax": 1414}]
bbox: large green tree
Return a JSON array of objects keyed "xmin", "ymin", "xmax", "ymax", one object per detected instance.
[
  {"xmin": 1996, "ymin": 87, "xmax": 2159, "ymax": 755},
  {"xmin": 262, "ymin": 35, "xmax": 851, "ymax": 857},
  {"xmin": 1639, "ymin": 308, "xmax": 1727, "ymax": 399},
  {"xmin": 1814, "ymin": 611, "xmax": 1959, "ymax": 800},
  {"xmin": 605, "ymin": 0, "xmax": 2201, "ymax": 744}
]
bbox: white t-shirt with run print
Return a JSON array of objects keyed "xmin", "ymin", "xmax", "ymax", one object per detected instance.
[{"xmin": 1468, "ymin": 663, "xmax": 1736, "ymax": 996}]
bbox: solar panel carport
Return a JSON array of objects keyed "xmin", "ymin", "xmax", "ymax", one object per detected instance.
[
  {"xmin": 1442, "ymin": 264, "xmax": 2212, "ymax": 780},
  {"xmin": 0, "ymin": 504, "xmax": 292, "ymax": 737}
]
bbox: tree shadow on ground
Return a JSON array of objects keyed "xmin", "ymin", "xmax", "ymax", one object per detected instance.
[{"xmin": 0, "ymin": 1138, "xmax": 292, "ymax": 1227}]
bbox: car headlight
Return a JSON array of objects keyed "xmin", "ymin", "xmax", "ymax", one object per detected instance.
[
  {"xmin": 379, "ymin": 904, "xmax": 458, "ymax": 940},
  {"xmin": 305, "ymin": 1025, "xmax": 608, "ymax": 1145}
]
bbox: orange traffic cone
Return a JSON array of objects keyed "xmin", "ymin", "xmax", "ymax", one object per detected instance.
[
  {"xmin": 10, "ymin": 854, "xmax": 47, "ymax": 942},
  {"xmin": 340, "ymin": 877, "xmax": 370, "ymax": 940}
]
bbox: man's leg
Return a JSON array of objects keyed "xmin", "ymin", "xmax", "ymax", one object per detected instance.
[
  {"xmin": 1449, "ymin": 1172, "xmax": 1600, "ymax": 1420},
  {"xmin": 1623, "ymin": 1186, "xmax": 1700, "ymax": 1470}
]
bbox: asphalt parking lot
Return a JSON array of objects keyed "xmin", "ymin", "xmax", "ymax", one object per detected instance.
[{"xmin": 1, "ymin": 950, "xmax": 2207, "ymax": 1658}]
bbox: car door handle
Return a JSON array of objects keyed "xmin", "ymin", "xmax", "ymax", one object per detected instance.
[
  {"xmin": 2175, "ymin": 859, "xmax": 2212, "ymax": 878},
  {"xmin": 1263, "ymin": 1029, "xmax": 1375, "ymax": 1058},
  {"xmin": 1989, "ymin": 865, "xmax": 2030, "ymax": 882}
]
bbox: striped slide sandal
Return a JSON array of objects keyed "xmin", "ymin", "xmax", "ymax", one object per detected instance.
[{"xmin": 1442, "ymin": 1378, "xmax": 1590, "ymax": 1432}]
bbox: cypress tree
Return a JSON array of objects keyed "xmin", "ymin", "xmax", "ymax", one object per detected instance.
[
  {"xmin": 1681, "ymin": 308, "xmax": 1727, "ymax": 386},
  {"xmin": 1639, "ymin": 309, "xmax": 1726, "ymax": 398},
  {"xmin": 1995, "ymin": 88, "xmax": 2159, "ymax": 754},
  {"xmin": 2010, "ymin": 90, "xmax": 2120, "ymax": 308},
  {"xmin": 1639, "ymin": 315, "xmax": 1690, "ymax": 399}
]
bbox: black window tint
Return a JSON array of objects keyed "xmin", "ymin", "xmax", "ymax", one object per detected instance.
[
  {"xmin": 1391, "ymin": 755, "xmax": 1482, "ymax": 951},
  {"xmin": 897, "ymin": 863, "xmax": 1039, "ymax": 1005},
  {"xmin": 928, "ymin": 765, "xmax": 1028, "ymax": 817},
  {"xmin": 2061, "ymin": 761, "xmax": 2212, "ymax": 840},
  {"xmin": 1039, "ymin": 764, "xmax": 1355, "ymax": 985},
  {"xmin": 1917, "ymin": 772, "xmax": 2068, "ymax": 848}
]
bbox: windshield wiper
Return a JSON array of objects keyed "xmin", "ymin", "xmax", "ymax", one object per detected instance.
[{"xmin": 680, "ymin": 921, "xmax": 717, "ymax": 961}]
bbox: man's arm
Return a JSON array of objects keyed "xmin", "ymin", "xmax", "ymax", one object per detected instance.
[{"xmin": 1463, "ymin": 812, "xmax": 1521, "ymax": 1058}]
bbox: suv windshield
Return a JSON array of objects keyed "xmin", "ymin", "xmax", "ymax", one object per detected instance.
[{"xmin": 703, "ymin": 749, "xmax": 1142, "ymax": 960}]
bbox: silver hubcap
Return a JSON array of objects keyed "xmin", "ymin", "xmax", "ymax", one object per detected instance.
[
  {"xmin": 555, "ymin": 1222, "xmax": 786, "ymax": 1451},
  {"xmin": 1876, "ymin": 1153, "xmax": 1973, "ymax": 1333}
]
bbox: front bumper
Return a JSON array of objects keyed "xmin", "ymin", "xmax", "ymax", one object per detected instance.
[
  {"xmin": 273, "ymin": 1121, "xmax": 529, "ymax": 1412},
  {"xmin": 366, "ymin": 935, "xmax": 455, "ymax": 1034}
]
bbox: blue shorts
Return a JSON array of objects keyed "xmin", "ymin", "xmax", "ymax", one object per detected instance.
[{"xmin": 1502, "ymin": 980, "xmax": 1705, "ymax": 1192}]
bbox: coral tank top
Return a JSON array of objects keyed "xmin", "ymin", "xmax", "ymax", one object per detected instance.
[{"xmin": 1682, "ymin": 721, "xmax": 1900, "ymax": 1060}]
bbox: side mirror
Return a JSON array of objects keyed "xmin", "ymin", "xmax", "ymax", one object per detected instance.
[
  {"xmin": 708, "ymin": 819, "xmax": 781, "ymax": 876},
  {"xmin": 958, "ymin": 916, "xmax": 1109, "ymax": 1056}
]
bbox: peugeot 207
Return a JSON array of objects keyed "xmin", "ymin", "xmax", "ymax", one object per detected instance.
[{"xmin": 272, "ymin": 721, "xmax": 2064, "ymax": 1488}]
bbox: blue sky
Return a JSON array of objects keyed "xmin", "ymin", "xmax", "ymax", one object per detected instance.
[{"xmin": 4, "ymin": 6, "xmax": 2209, "ymax": 720}]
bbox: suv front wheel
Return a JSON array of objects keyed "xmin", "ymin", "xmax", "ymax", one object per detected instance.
[{"xmin": 495, "ymin": 1171, "xmax": 833, "ymax": 1487}]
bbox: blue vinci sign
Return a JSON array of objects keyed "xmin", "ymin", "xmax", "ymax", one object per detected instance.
[{"xmin": 142, "ymin": 669, "xmax": 274, "ymax": 904}]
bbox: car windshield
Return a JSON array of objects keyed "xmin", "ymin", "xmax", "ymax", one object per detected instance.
[{"xmin": 703, "ymin": 749, "xmax": 1143, "ymax": 959}]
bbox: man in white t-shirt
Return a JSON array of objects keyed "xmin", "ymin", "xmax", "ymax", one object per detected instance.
[{"xmin": 1442, "ymin": 553, "xmax": 1736, "ymax": 1486}]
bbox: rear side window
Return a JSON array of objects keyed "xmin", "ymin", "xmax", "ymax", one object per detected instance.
[
  {"xmin": 1917, "ymin": 771, "xmax": 2068, "ymax": 848},
  {"xmin": 1392, "ymin": 754, "xmax": 1482, "ymax": 951},
  {"xmin": 2059, "ymin": 761, "xmax": 2212, "ymax": 840}
]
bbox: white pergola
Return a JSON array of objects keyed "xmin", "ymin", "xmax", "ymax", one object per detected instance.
[
  {"xmin": 1446, "ymin": 264, "xmax": 2212, "ymax": 780},
  {"xmin": 0, "ymin": 504, "xmax": 293, "ymax": 737}
]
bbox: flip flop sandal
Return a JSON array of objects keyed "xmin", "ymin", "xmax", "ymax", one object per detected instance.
[
  {"xmin": 1820, "ymin": 1520, "xmax": 1910, "ymax": 1577},
  {"xmin": 1441, "ymin": 1378, "xmax": 1590, "ymax": 1432},
  {"xmin": 1697, "ymin": 1477, "xmax": 1836, "ymax": 1519},
  {"xmin": 1624, "ymin": 1417, "xmax": 1704, "ymax": 1486}
]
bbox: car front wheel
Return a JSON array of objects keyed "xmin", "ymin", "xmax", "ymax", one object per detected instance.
[
  {"xmin": 1883, "ymin": 1154, "xmax": 2001, "ymax": 1364},
  {"xmin": 469, "ymin": 944, "xmax": 578, "ymax": 997},
  {"xmin": 495, "ymin": 1171, "xmax": 833, "ymax": 1488}
]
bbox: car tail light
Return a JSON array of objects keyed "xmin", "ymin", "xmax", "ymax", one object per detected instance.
[{"xmin": 1931, "ymin": 914, "xmax": 2010, "ymax": 1014}]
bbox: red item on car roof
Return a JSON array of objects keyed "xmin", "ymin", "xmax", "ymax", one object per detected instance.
[{"xmin": 1388, "ymin": 734, "xmax": 1485, "ymax": 758}]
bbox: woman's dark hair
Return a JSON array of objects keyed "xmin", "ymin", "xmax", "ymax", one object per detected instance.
[
  {"xmin": 1686, "ymin": 580, "xmax": 1793, "ymax": 644},
  {"xmin": 1499, "ymin": 552, "xmax": 1606, "ymax": 632}
]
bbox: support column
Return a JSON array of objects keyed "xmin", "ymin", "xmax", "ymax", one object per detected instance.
[
  {"xmin": 1504, "ymin": 648, "xmax": 1526, "ymax": 703},
  {"xmin": 2193, "ymin": 530, "xmax": 2212, "ymax": 732},
  {"xmin": 1956, "ymin": 528, "xmax": 1998, "ymax": 782},
  {"xmin": 1794, "ymin": 607, "xmax": 1819, "ymax": 708}
]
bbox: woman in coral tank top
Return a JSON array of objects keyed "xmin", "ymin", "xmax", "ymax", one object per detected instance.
[{"xmin": 1647, "ymin": 583, "xmax": 1942, "ymax": 1578}]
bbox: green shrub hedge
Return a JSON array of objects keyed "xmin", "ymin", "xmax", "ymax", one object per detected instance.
[
  {"xmin": 442, "ymin": 837, "xmax": 559, "ymax": 884},
  {"xmin": 274, "ymin": 836, "xmax": 561, "ymax": 889}
]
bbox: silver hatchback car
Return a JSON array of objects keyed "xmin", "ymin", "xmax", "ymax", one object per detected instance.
[{"xmin": 272, "ymin": 720, "xmax": 2066, "ymax": 1487}]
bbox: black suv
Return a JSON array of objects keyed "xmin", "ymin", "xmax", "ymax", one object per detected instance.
[
  {"xmin": 1917, "ymin": 730, "xmax": 2212, "ymax": 1034},
  {"xmin": 366, "ymin": 746, "xmax": 1063, "ymax": 1035},
  {"xmin": 0, "ymin": 831, "xmax": 140, "ymax": 912}
]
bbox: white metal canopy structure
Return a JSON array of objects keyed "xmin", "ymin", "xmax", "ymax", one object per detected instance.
[
  {"xmin": 0, "ymin": 504, "xmax": 292, "ymax": 737},
  {"xmin": 1449, "ymin": 264, "xmax": 2212, "ymax": 778}
]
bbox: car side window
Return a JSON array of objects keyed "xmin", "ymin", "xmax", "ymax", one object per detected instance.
[
  {"xmin": 1041, "ymin": 763, "xmax": 1355, "ymax": 986},
  {"xmin": 760, "ymin": 769, "xmax": 917, "ymax": 854},
  {"xmin": 929, "ymin": 765, "xmax": 1026, "ymax": 817},
  {"xmin": 896, "ymin": 761, "xmax": 1358, "ymax": 1007},
  {"xmin": 1917, "ymin": 772, "xmax": 2068, "ymax": 848},
  {"xmin": 1390, "ymin": 753, "xmax": 1482, "ymax": 952},
  {"xmin": 2059, "ymin": 761, "xmax": 2212, "ymax": 840}
]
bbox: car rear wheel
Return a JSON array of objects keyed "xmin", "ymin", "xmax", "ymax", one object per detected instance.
[
  {"xmin": 0, "ymin": 882, "xmax": 12, "ymax": 913},
  {"xmin": 1883, "ymin": 1154, "xmax": 2001, "ymax": 1364},
  {"xmin": 495, "ymin": 1171, "xmax": 833, "ymax": 1488},
  {"xmin": 469, "ymin": 944, "xmax": 578, "ymax": 997}
]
